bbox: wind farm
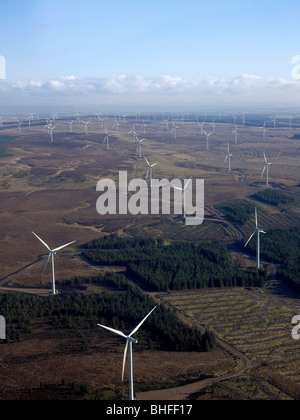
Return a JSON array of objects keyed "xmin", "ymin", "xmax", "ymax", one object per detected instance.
[{"xmin": 0, "ymin": 110, "xmax": 300, "ymax": 402}]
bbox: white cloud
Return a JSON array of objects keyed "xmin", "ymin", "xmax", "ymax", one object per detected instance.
[{"xmin": 1, "ymin": 74, "xmax": 300, "ymax": 111}]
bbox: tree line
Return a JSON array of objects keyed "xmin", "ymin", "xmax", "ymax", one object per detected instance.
[
  {"xmin": 243, "ymin": 226, "xmax": 300, "ymax": 293},
  {"xmin": 0, "ymin": 286, "xmax": 216, "ymax": 352},
  {"xmin": 83, "ymin": 234, "xmax": 267, "ymax": 292},
  {"xmin": 215, "ymin": 199, "xmax": 255, "ymax": 224}
]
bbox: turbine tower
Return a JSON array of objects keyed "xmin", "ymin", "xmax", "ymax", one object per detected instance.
[
  {"xmin": 67, "ymin": 121, "xmax": 74, "ymax": 133},
  {"xmin": 97, "ymin": 307, "xmax": 156, "ymax": 401},
  {"xmin": 261, "ymin": 152, "xmax": 272, "ymax": 185},
  {"xmin": 144, "ymin": 157, "xmax": 158, "ymax": 189},
  {"xmin": 172, "ymin": 121, "xmax": 179, "ymax": 138},
  {"xmin": 224, "ymin": 143, "xmax": 233, "ymax": 172},
  {"xmin": 136, "ymin": 137, "xmax": 144, "ymax": 158},
  {"xmin": 173, "ymin": 177, "xmax": 192, "ymax": 219},
  {"xmin": 128, "ymin": 124, "xmax": 138, "ymax": 142},
  {"xmin": 203, "ymin": 130, "xmax": 212, "ymax": 150},
  {"xmin": 32, "ymin": 232, "xmax": 76, "ymax": 295},
  {"xmin": 103, "ymin": 129, "xmax": 111, "ymax": 150},
  {"xmin": 82, "ymin": 120, "xmax": 90, "ymax": 135},
  {"xmin": 244, "ymin": 208, "xmax": 266, "ymax": 269},
  {"xmin": 232, "ymin": 126, "xmax": 239, "ymax": 144},
  {"xmin": 45, "ymin": 124, "xmax": 56, "ymax": 143},
  {"xmin": 197, "ymin": 122, "xmax": 205, "ymax": 135}
]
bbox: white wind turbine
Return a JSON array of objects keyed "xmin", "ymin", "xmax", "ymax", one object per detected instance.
[
  {"xmin": 103, "ymin": 129, "xmax": 111, "ymax": 150},
  {"xmin": 203, "ymin": 130, "xmax": 212, "ymax": 150},
  {"xmin": 173, "ymin": 177, "xmax": 192, "ymax": 219},
  {"xmin": 112, "ymin": 119, "xmax": 120, "ymax": 133},
  {"xmin": 271, "ymin": 115, "xmax": 277, "ymax": 129},
  {"xmin": 261, "ymin": 152, "xmax": 272, "ymax": 185},
  {"xmin": 16, "ymin": 120, "xmax": 23, "ymax": 134},
  {"xmin": 172, "ymin": 121, "xmax": 179, "ymax": 138},
  {"xmin": 45, "ymin": 124, "xmax": 56, "ymax": 142},
  {"xmin": 244, "ymin": 208, "xmax": 266, "ymax": 269},
  {"xmin": 97, "ymin": 307, "xmax": 156, "ymax": 401},
  {"xmin": 144, "ymin": 157, "xmax": 158, "ymax": 189},
  {"xmin": 67, "ymin": 121, "xmax": 74, "ymax": 133},
  {"xmin": 32, "ymin": 232, "xmax": 76, "ymax": 295},
  {"xmin": 136, "ymin": 137, "xmax": 145, "ymax": 158},
  {"xmin": 82, "ymin": 120, "xmax": 91, "ymax": 135},
  {"xmin": 128, "ymin": 124, "xmax": 138, "ymax": 142},
  {"xmin": 232, "ymin": 126, "xmax": 239, "ymax": 144},
  {"xmin": 224, "ymin": 143, "xmax": 233, "ymax": 172},
  {"xmin": 197, "ymin": 122, "xmax": 205, "ymax": 135}
]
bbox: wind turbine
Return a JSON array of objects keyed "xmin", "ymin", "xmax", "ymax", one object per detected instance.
[
  {"xmin": 32, "ymin": 232, "xmax": 76, "ymax": 295},
  {"xmin": 16, "ymin": 120, "xmax": 23, "ymax": 134},
  {"xmin": 82, "ymin": 120, "xmax": 90, "ymax": 135},
  {"xmin": 67, "ymin": 121, "xmax": 74, "ymax": 133},
  {"xmin": 197, "ymin": 122, "xmax": 205, "ymax": 135},
  {"xmin": 45, "ymin": 124, "xmax": 56, "ymax": 142},
  {"xmin": 103, "ymin": 129, "xmax": 111, "ymax": 150},
  {"xmin": 136, "ymin": 137, "xmax": 145, "ymax": 158},
  {"xmin": 244, "ymin": 208, "xmax": 266, "ymax": 269},
  {"xmin": 172, "ymin": 121, "xmax": 179, "ymax": 138},
  {"xmin": 224, "ymin": 143, "xmax": 233, "ymax": 172},
  {"xmin": 261, "ymin": 152, "xmax": 272, "ymax": 185},
  {"xmin": 97, "ymin": 307, "xmax": 156, "ymax": 401},
  {"xmin": 112, "ymin": 118, "xmax": 120, "ymax": 133},
  {"xmin": 232, "ymin": 126, "xmax": 239, "ymax": 144},
  {"xmin": 128, "ymin": 124, "xmax": 138, "ymax": 142},
  {"xmin": 203, "ymin": 130, "xmax": 212, "ymax": 150},
  {"xmin": 271, "ymin": 115, "xmax": 277, "ymax": 129},
  {"xmin": 144, "ymin": 157, "xmax": 158, "ymax": 189},
  {"xmin": 173, "ymin": 177, "xmax": 192, "ymax": 219}
]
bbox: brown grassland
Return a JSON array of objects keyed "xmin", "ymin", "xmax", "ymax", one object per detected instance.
[{"xmin": 0, "ymin": 113, "xmax": 300, "ymax": 400}]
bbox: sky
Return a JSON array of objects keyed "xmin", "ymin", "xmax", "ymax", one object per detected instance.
[{"xmin": 1, "ymin": 0, "xmax": 300, "ymax": 112}]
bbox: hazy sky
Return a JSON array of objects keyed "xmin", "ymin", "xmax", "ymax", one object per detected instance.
[{"xmin": 1, "ymin": 0, "xmax": 300, "ymax": 111}]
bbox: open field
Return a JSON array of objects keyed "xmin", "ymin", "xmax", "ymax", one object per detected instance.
[{"xmin": 1, "ymin": 112, "xmax": 300, "ymax": 399}]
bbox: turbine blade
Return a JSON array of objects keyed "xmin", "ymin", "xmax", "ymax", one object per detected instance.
[
  {"xmin": 255, "ymin": 207, "xmax": 258, "ymax": 228},
  {"xmin": 32, "ymin": 232, "xmax": 51, "ymax": 251},
  {"xmin": 263, "ymin": 152, "xmax": 267, "ymax": 163},
  {"xmin": 244, "ymin": 232, "xmax": 255, "ymax": 247},
  {"xmin": 97, "ymin": 324, "xmax": 127, "ymax": 339},
  {"xmin": 261, "ymin": 166, "xmax": 266, "ymax": 177},
  {"xmin": 144, "ymin": 157, "xmax": 150, "ymax": 166},
  {"xmin": 122, "ymin": 340, "xmax": 129, "ymax": 382},
  {"xmin": 53, "ymin": 240, "xmax": 76, "ymax": 253},
  {"xmin": 129, "ymin": 307, "xmax": 157, "ymax": 337},
  {"xmin": 184, "ymin": 177, "xmax": 192, "ymax": 190}
]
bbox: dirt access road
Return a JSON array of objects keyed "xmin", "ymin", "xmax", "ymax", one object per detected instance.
[{"xmin": 136, "ymin": 295, "xmax": 253, "ymax": 400}]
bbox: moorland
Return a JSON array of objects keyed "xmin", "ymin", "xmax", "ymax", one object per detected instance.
[{"xmin": 0, "ymin": 111, "xmax": 300, "ymax": 400}]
